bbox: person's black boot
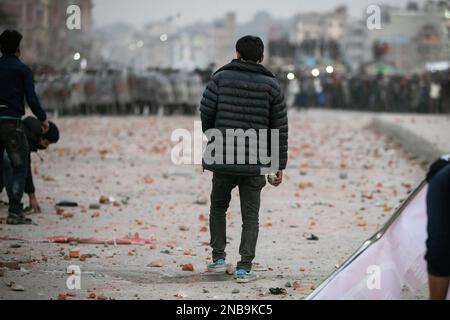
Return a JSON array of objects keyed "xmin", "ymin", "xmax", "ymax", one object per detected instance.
[
  {"xmin": 6, "ymin": 213, "xmax": 33, "ymax": 225},
  {"xmin": 22, "ymin": 206, "xmax": 34, "ymax": 215}
]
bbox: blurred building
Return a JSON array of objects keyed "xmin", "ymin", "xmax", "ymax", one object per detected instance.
[
  {"xmin": 238, "ymin": 11, "xmax": 295, "ymax": 66},
  {"xmin": 91, "ymin": 22, "xmax": 140, "ymax": 69},
  {"xmin": 210, "ymin": 12, "xmax": 237, "ymax": 68},
  {"xmin": 144, "ymin": 19, "xmax": 177, "ymax": 69},
  {"xmin": 342, "ymin": 20, "xmax": 371, "ymax": 74},
  {"xmin": 288, "ymin": 6, "xmax": 348, "ymax": 67},
  {"xmin": 366, "ymin": 1, "xmax": 450, "ymax": 74},
  {"xmin": 267, "ymin": 22, "xmax": 296, "ymax": 68},
  {"xmin": 444, "ymin": 0, "xmax": 450, "ymax": 60},
  {"xmin": 171, "ymin": 22, "xmax": 212, "ymax": 70},
  {"xmin": 0, "ymin": 0, "xmax": 93, "ymax": 71},
  {"xmin": 264, "ymin": 6, "xmax": 347, "ymax": 70},
  {"xmin": 91, "ymin": 12, "xmax": 236, "ymax": 71},
  {"xmin": 237, "ymin": 11, "xmax": 272, "ymax": 48},
  {"xmin": 146, "ymin": 12, "xmax": 236, "ymax": 70},
  {"xmin": 291, "ymin": 6, "xmax": 347, "ymax": 44}
]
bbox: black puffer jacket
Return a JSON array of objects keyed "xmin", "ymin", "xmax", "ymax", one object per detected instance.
[{"xmin": 200, "ymin": 59, "xmax": 288, "ymax": 176}]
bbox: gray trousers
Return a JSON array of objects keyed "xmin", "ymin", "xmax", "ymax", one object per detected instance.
[{"xmin": 209, "ymin": 172, "xmax": 266, "ymax": 271}]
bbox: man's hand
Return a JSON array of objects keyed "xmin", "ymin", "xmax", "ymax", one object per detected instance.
[
  {"xmin": 41, "ymin": 120, "xmax": 49, "ymax": 134},
  {"xmin": 28, "ymin": 193, "xmax": 41, "ymax": 213},
  {"xmin": 268, "ymin": 170, "xmax": 283, "ymax": 187}
]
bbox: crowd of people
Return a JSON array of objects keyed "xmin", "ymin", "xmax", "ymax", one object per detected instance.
[
  {"xmin": 32, "ymin": 68, "xmax": 204, "ymax": 116},
  {"xmin": 288, "ymin": 71, "xmax": 450, "ymax": 113}
]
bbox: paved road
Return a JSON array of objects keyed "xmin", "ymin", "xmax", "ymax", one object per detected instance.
[{"xmin": 0, "ymin": 110, "xmax": 429, "ymax": 300}]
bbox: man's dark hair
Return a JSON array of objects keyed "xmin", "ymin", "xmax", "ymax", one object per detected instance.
[
  {"xmin": 43, "ymin": 122, "xmax": 60, "ymax": 144},
  {"xmin": 236, "ymin": 36, "xmax": 264, "ymax": 63},
  {"xmin": 0, "ymin": 29, "xmax": 22, "ymax": 55}
]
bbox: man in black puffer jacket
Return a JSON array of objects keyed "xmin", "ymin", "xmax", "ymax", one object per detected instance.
[{"xmin": 200, "ymin": 36, "xmax": 288, "ymax": 283}]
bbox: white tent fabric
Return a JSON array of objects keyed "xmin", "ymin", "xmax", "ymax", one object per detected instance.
[{"xmin": 307, "ymin": 182, "xmax": 449, "ymax": 300}]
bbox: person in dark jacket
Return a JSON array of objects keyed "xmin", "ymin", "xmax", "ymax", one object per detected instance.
[
  {"xmin": 1, "ymin": 117, "xmax": 59, "ymax": 214},
  {"xmin": 200, "ymin": 36, "xmax": 288, "ymax": 283},
  {"xmin": 426, "ymin": 155, "xmax": 450, "ymax": 300},
  {"xmin": 0, "ymin": 30, "xmax": 49, "ymax": 224}
]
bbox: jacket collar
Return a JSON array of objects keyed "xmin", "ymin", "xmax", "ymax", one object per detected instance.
[
  {"xmin": 214, "ymin": 59, "xmax": 275, "ymax": 78},
  {"xmin": 1, "ymin": 54, "xmax": 19, "ymax": 60}
]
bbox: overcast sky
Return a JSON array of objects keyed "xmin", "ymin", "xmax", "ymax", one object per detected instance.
[{"xmin": 93, "ymin": 0, "xmax": 427, "ymax": 28}]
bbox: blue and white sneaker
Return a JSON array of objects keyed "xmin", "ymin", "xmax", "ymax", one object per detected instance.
[
  {"xmin": 235, "ymin": 268, "xmax": 257, "ymax": 283},
  {"xmin": 207, "ymin": 259, "xmax": 227, "ymax": 273}
]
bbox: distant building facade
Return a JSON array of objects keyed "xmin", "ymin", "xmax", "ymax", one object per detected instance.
[
  {"xmin": 102, "ymin": 12, "xmax": 237, "ymax": 71},
  {"xmin": 291, "ymin": 6, "xmax": 347, "ymax": 44},
  {"xmin": 0, "ymin": 0, "xmax": 93, "ymax": 71},
  {"xmin": 342, "ymin": 19, "xmax": 370, "ymax": 74},
  {"xmin": 365, "ymin": 1, "xmax": 450, "ymax": 74},
  {"xmin": 170, "ymin": 12, "xmax": 236, "ymax": 70},
  {"xmin": 266, "ymin": 6, "xmax": 348, "ymax": 69}
]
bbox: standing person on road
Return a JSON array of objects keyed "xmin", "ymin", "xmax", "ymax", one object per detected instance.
[
  {"xmin": 0, "ymin": 30, "xmax": 49, "ymax": 225},
  {"xmin": 200, "ymin": 36, "xmax": 288, "ymax": 283}
]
